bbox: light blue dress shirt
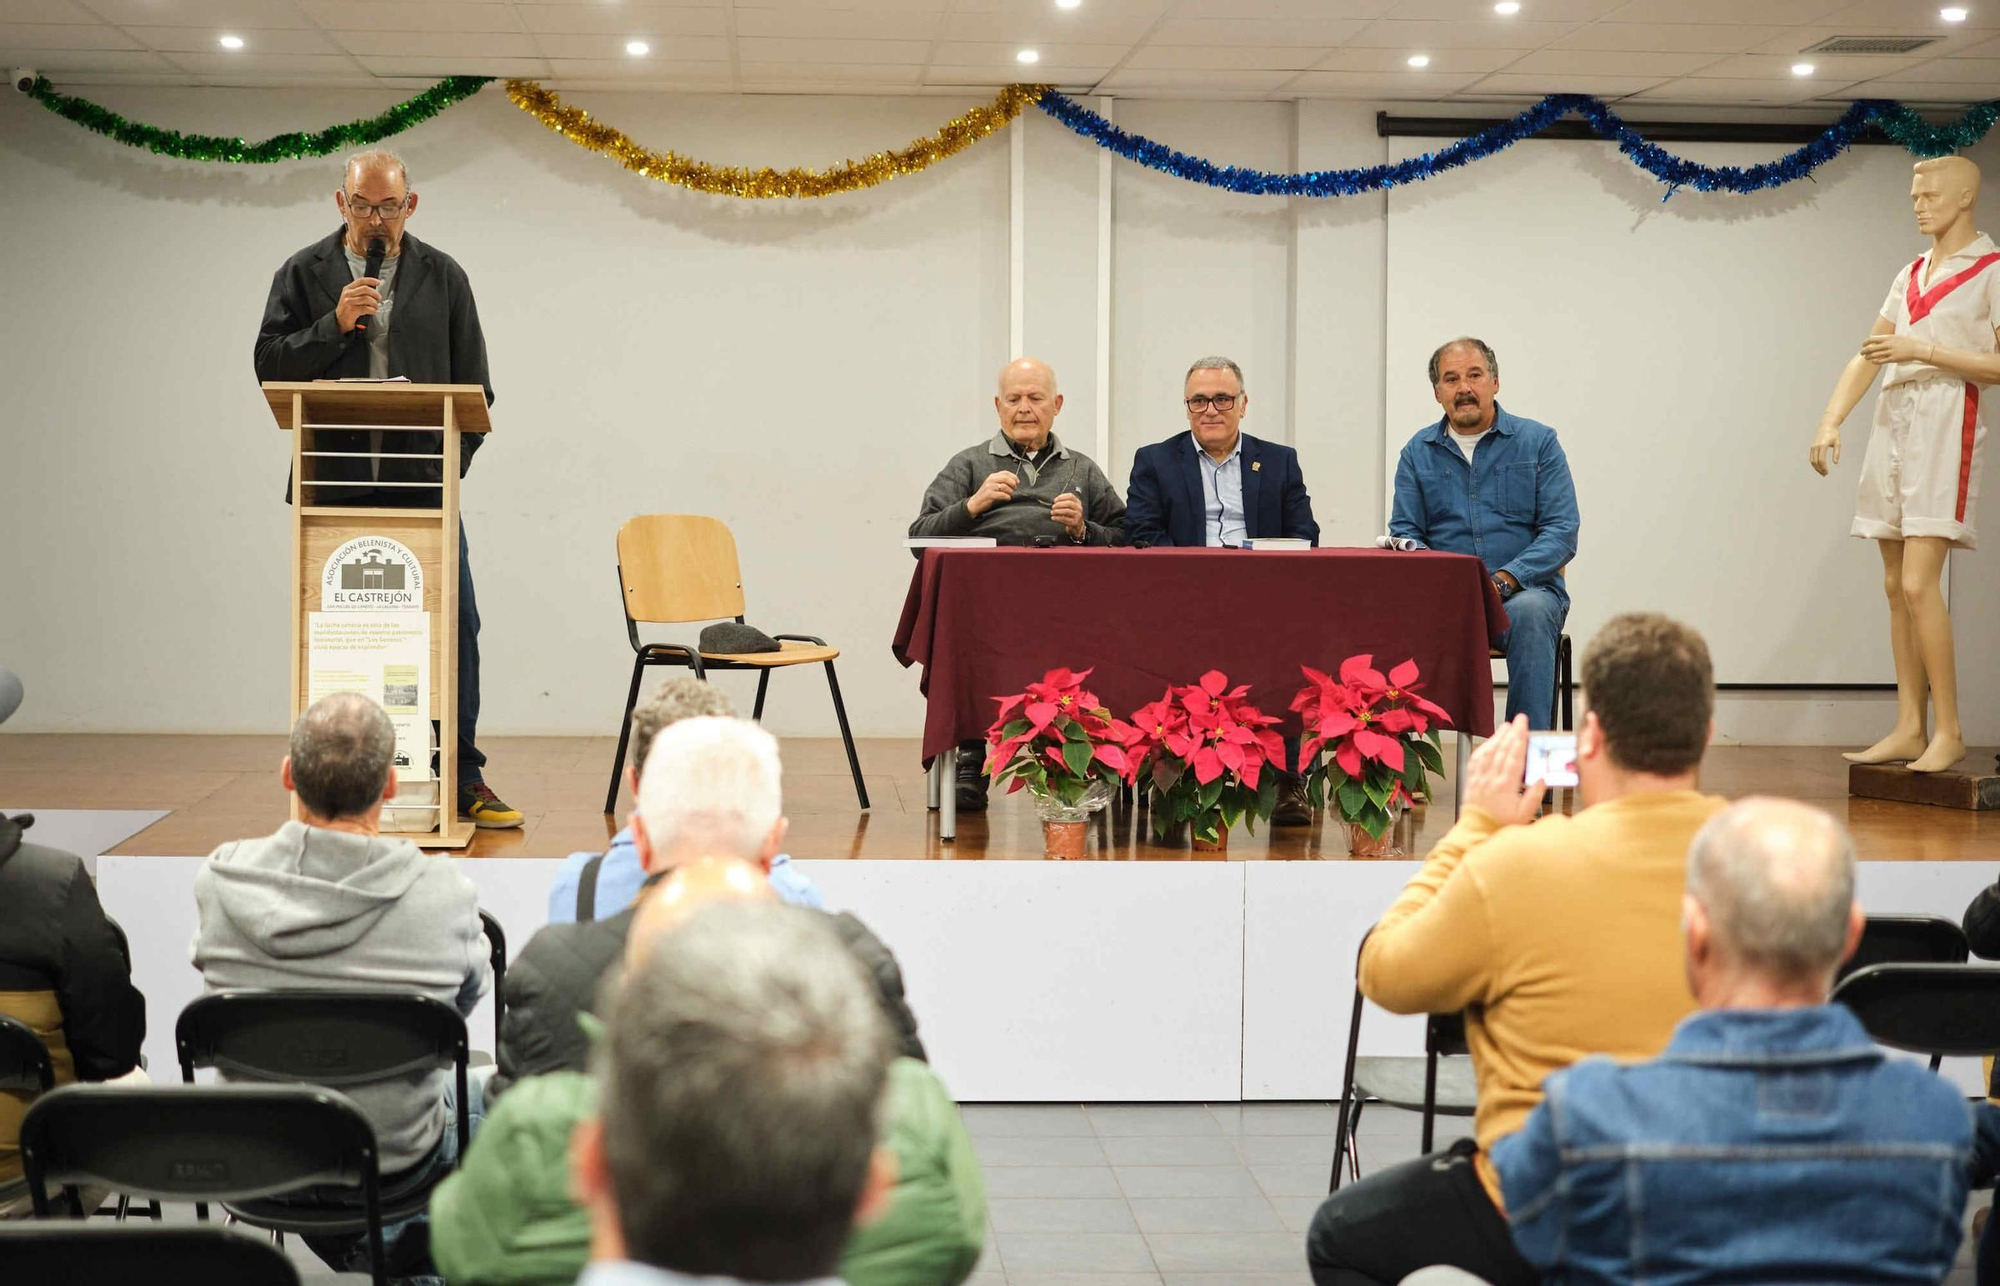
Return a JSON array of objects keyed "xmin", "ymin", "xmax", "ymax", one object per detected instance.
[{"xmin": 1192, "ymin": 432, "xmax": 1246, "ymax": 548}]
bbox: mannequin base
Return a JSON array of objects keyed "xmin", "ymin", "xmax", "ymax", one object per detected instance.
[{"xmin": 1849, "ymin": 762, "xmax": 2000, "ymax": 811}]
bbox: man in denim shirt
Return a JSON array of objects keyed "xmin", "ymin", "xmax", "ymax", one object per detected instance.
[
  {"xmin": 1390, "ymin": 339, "xmax": 1579, "ymax": 728},
  {"xmin": 1493, "ymin": 798, "xmax": 1973, "ymax": 1285}
]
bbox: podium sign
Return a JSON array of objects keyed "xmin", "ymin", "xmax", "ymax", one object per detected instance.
[{"xmin": 263, "ymin": 382, "xmax": 492, "ymax": 849}]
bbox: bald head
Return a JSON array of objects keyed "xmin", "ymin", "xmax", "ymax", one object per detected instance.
[
  {"xmin": 287, "ymin": 692, "xmax": 396, "ymax": 822},
  {"xmin": 998, "ymin": 357, "xmax": 1057, "ymax": 397},
  {"xmin": 343, "ymin": 149, "xmax": 410, "ymax": 198},
  {"xmin": 995, "ymin": 357, "xmax": 1063, "ymax": 451},
  {"xmin": 626, "ymin": 857, "xmax": 776, "ymax": 971},
  {"xmin": 1686, "ymin": 798, "xmax": 1858, "ymax": 991}
]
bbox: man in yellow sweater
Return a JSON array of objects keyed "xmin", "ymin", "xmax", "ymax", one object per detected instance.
[{"xmin": 1306, "ymin": 613, "xmax": 1727, "ymax": 1286}]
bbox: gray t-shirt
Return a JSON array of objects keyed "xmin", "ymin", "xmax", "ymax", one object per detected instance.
[
  {"xmin": 342, "ymin": 245, "xmax": 399, "ymax": 379},
  {"xmin": 343, "ymin": 247, "xmax": 400, "ymax": 478}
]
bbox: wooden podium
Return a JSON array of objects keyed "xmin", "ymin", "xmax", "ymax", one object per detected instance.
[{"xmin": 262, "ymin": 382, "xmax": 492, "ymax": 849}]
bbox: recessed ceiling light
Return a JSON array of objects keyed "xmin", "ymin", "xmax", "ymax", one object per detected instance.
[
  {"xmin": 625, "ymin": 40, "xmax": 649, "ymax": 56},
  {"xmin": 1407, "ymin": 53, "xmax": 1431, "ymax": 67},
  {"xmin": 1494, "ymin": 2, "xmax": 1521, "ymax": 13},
  {"xmin": 1056, "ymin": 0, "xmax": 1083, "ymax": 9},
  {"xmin": 1016, "ymin": 48, "xmax": 1041, "ymax": 64},
  {"xmin": 218, "ymin": 34, "xmax": 244, "ymax": 49},
  {"xmin": 1941, "ymin": 7, "xmax": 1969, "ymax": 21},
  {"xmin": 1791, "ymin": 61, "xmax": 1815, "ymax": 75}
]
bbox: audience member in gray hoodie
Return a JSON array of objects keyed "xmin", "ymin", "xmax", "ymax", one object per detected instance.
[{"xmin": 190, "ymin": 692, "xmax": 491, "ymax": 1175}]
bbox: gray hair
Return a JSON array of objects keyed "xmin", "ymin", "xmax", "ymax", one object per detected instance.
[
  {"xmin": 1185, "ymin": 355, "xmax": 1245, "ymax": 394},
  {"xmin": 288, "ymin": 692, "xmax": 396, "ymax": 820},
  {"xmin": 630, "ymin": 677, "xmax": 735, "ymax": 777},
  {"xmin": 600, "ymin": 902, "xmax": 893, "ymax": 1278},
  {"xmin": 343, "ymin": 148, "xmax": 410, "ymax": 195},
  {"xmin": 1427, "ymin": 337, "xmax": 1499, "ymax": 386},
  {"xmin": 1686, "ymin": 797, "xmax": 1856, "ymax": 984},
  {"xmin": 635, "ymin": 716, "xmax": 782, "ymax": 860}
]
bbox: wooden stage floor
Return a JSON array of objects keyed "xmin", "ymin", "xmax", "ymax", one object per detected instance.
[{"xmin": 6, "ymin": 734, "xmax": 2000, "ymax": 862}]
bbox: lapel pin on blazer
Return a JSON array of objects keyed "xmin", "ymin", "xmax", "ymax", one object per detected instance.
[{"xmin": 1251, "ymin": 460, "xmax": 1262, "ymax": 471}]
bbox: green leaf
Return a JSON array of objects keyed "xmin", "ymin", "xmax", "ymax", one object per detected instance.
[
  {"xmin": 1062, "ymin": 740, "xmax": 1092, "ymax": 779},
  {"xmin": 1415, "ymin": 739, "xmax": 1445, "ymax": 776},
  {"xmin": 1336, "ymin": 778, "xmax": 1367, "ymax": 819},
  {"xmin": 1256, "ymin": 773, "xmax": 1279, "ymax": 821},
  {"xmin": 1198, "ymin": 779, "xmax": 1225, "ymax": 812},
  {"xmin": 1362, "ymin": 775, "xmax": 1392, "ymax": 809},
  {"xmin": 1306, "ymin": 774, "xmax": 1325, "ymax": 810}
]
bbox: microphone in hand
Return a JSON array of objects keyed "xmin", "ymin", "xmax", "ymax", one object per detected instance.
[{"xmin": 355, "ymin": 237, "xmax": 386, "ymax": 333}]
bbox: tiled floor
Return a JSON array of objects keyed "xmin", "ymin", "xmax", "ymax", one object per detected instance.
[
  {"xmin": 959, "ymin": 1100, "xmax": 1464, "ymax": 1286},
  {"xmin": 956, "ymin": 1101, "xmax": 1991, "ymax": 1286}
]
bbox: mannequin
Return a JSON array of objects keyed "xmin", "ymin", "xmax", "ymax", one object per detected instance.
[{"xmin": 1811, "ymin": 156, "xmax": 2000, "ymax": 773}]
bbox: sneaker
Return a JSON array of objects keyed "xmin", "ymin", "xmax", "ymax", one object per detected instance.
[
  {"xmin": 458, "ymin": 781, "xmax": 524, "ymax": 829},
  {"xmin": 954, "ymin": 753, "xmax": 988, "ymax": 814},
  {"xmin": 1271, "ymin": 779, "xmax": 1313, "ymax": 827}
]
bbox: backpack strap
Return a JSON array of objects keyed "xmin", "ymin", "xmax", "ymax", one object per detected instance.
[{"xmin": 576, "ymin": 852, "xmax": 605, "ymax": 923}]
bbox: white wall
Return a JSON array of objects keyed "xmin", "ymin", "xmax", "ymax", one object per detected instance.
[{"xmin": 4, "ymin": 86, "xmax": 1997, "ymax": 742}]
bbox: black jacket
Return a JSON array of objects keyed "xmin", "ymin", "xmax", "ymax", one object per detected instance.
[
  {"xmin": 489, "ymin": 905, "xmax": 926, "ymax": 1101},
  {"xmin": 0, "ymin": 815, "xmax": 146, "ymax": 1079},
  {"xmin": 254, "ymin": 227, "xmax": 493, "ymax": 505}
]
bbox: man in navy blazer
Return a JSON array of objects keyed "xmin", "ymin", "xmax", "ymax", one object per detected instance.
[
  {"xmin": 1124, "ymin": 357, "xmax": 1320, "ymax": 825},
  {"xmin": 1124, "ymin": 357, "xmax": 1320, "ymax": 549}
]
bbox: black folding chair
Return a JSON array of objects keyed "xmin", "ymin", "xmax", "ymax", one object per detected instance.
[
  {"xmin": 1328, "ymin": 931, "xmax": 1476, "ymax": 1192},
  {"xmin": 0, "ymin": 1012, "xmax": 55, "ymax": 1094},
  {"xmin": 1834, "ymin": 916, "xmax": 1971, "ymax": 1069},
  {"xmin": 0, "ymin": 1013, "xmax": 62, "ymax": 1213},
  {"xmin": 478, "ymin": 908, "xmax": 507, "ymax": 1050},
  {"xmin": 0, "ymin": 1221, "xmax": 301, "ymax": 1286},
  {"xmin": 1841, "ymin": 913, "xmax": 1969, "ymax": 979},
  {"xmin": 1831, "ymin": 962, "xmax": 2000, "ymax": 1086},
  {"xmin": 175, "ymin": 990, "xmax": 469, "ymax": 1259},
  {"xmin": 19, "ymin": 1084, "xmax": 384, "ymax": 1284}
]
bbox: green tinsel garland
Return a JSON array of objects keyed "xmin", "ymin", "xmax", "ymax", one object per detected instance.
[
  {"xmin": 1876, "ymin": 100, "xmax": 2000, "ymax": 158},
  {"xmin": 24, "ymin": 74, "xmax": 492, "ymax": 163}
]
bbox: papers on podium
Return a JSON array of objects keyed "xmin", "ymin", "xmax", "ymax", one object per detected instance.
[
  {"xmin": 904, "ymin": 537, "xmax": 998, "ymax": 548},
  {"xmin": 1241, "ymin": 538, "xmax": 1311, "ymax": 551}
]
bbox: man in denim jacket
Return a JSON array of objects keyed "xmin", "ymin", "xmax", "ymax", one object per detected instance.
[
  {"xmin": 1390, "ymin": 338, "xmax": 1578, "ymax": 728},
  {"xmin": 1493, "ymin": 798, "xmax": 1973, "ymax": 1284}
]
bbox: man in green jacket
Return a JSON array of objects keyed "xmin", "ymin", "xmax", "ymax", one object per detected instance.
[{"xmin": 431, "ymin": 859, "xmax": 987, "ymax": 1286}]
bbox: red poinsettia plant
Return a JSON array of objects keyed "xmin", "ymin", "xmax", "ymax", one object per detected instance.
[
  {"xmin": 985, "ymin": 667, "xmax": 1141, "ymax": 807},
  {"xmin": 1294, "ymin": 655, "xmax": 1451, "ymax": 840},
  {"xmin": 1128, "ymin": 670, "xmax": 1287, "ymax": 845}
]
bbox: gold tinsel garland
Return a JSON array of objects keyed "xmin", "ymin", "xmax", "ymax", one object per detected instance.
[{"xmin": 504, "ymin": 81, "xmax": 1046, "ymax": 199}]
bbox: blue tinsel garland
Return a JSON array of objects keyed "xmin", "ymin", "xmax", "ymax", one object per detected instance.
[{"xmin": 1035, "ymin": 91, "xmax": 1914, "ymax": 199}]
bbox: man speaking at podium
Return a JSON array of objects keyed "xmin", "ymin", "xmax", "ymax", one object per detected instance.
[{"xmin": 254, "ymin": 150, "xmax": 520, "ymax": 830}]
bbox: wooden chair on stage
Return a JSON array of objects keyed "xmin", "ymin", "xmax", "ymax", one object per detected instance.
[{"xmin": 605, "ymin": 514, "xmax": 868, "ymax": 814}]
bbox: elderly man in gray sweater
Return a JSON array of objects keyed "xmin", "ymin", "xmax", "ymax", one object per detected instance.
[
  {"xmin": 909, "ymin": 357, "xmax": 1126, "ymax": 811},
  {"xmin": 191, "ymin": 691, "xmax": 490, "ymax": 1279}
]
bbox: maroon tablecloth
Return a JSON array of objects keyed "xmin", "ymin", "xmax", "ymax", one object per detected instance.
[{"xmin": 892, "ymin": 548, "xmax": 1509, "ymax": 763}]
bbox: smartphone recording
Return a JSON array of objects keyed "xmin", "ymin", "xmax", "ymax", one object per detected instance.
[{"xmin": 1525, "ymin": 731, "xmax": 1579, "ymax": 788}]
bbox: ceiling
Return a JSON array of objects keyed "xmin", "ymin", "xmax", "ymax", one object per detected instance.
[{"xmin": 3, "ymin": 0, "xmax": 1998, "ymax": 107}]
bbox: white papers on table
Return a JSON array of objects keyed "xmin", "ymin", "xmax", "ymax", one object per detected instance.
[
  {"xmin": 1241, "ymin": 538, "xmax": 1311, "ymax": 551},
  {"xmin": 1374, "ymin": 536, "xmax": 1425, "ymax": 551},
  {"xmin": 904, "ymin": 537, "xmax": 998, "ymax": 548}
]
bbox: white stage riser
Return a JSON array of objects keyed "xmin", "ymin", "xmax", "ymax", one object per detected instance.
[{"xmin": 98, "ymin": 858, "xmax": 1998, "ymax": 1101}]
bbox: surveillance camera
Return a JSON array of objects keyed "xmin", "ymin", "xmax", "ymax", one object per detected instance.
[{"xmin": 13, "ymin": 69, "xmax": 36, "ymax": 93}]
